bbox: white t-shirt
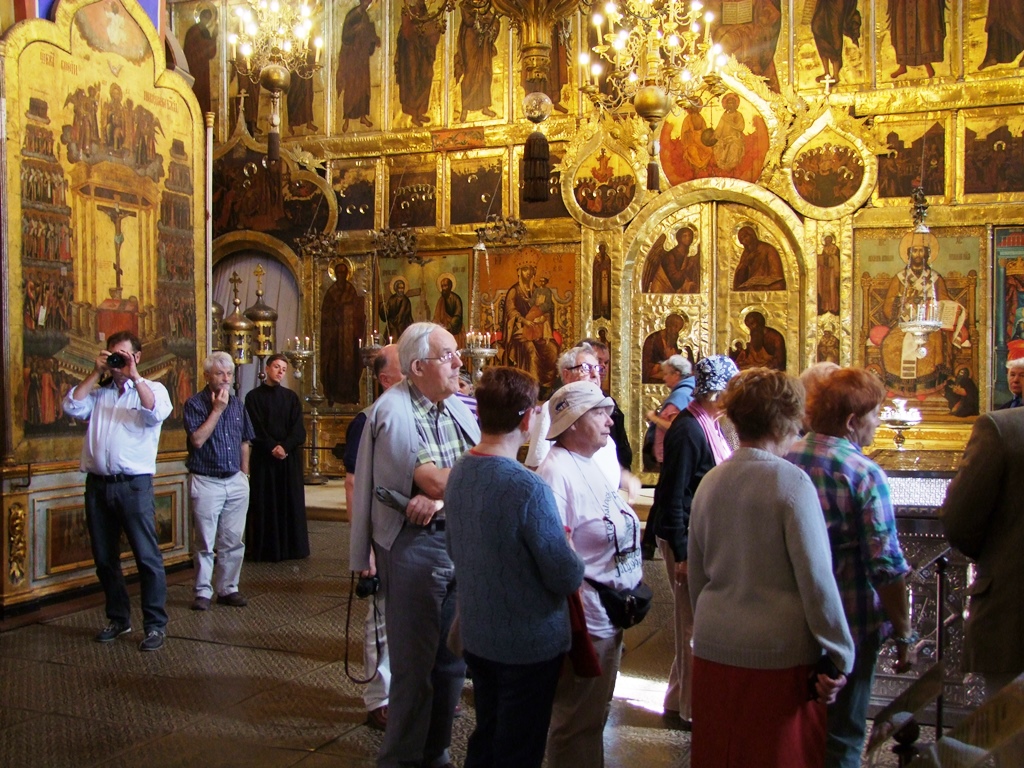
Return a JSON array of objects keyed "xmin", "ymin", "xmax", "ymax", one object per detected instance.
[
  {"xmin": 537, "ymin": 445, "xmax": 643, "ymax": 638},
  {"xmin": 527, "ymin": 400, "xmax": 621, "ymax": 489}
]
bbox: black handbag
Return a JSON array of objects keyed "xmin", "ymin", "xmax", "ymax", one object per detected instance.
[
  {"xmin": 642, "ymin": 422, "xmax": 660, "ymax": 471},
  {"xmin": 585, "ymin": 577, "xmax": 654, "ymax": 629}
]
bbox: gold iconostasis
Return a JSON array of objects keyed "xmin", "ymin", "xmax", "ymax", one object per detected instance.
[{"xmin": 4, "ymin": 0, "xmax": 1024, "ymax": 463}]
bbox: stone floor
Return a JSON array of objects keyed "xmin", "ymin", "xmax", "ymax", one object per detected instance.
[{"xmin": 0, "ymin": 505, "xmax": 918, "ymax": 767}]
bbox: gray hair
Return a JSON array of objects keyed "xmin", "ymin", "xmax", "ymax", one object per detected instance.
[
  {"xmin": 558, "ymin": 343, "xmax": 595, "ymax": 377},
  {"xmin": 203, "ymin": 351, "xmax": 235, "ymax": 374},
  {"xmin": 398, "ymin": 322, "xmax": 441, "ymax": 376},
  {"xmin": 661, "ymin": 354, "xmax": 692, "ymax": 377},
  {"xmin": 1007, "ymin": 357, "xmax": 1024, "ymax": 372}
]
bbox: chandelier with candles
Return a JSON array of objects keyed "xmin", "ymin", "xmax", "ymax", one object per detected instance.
[
  {"xmin": 580, "ymin": 0, "xmax": 729, "ymax": 187},
  {"xmin": 228, "ymin": 0, "xmax": 323, "ymax": 161}
]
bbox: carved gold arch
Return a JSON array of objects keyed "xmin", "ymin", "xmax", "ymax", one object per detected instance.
[
  {"xmin": 616, "ymin": 180, "xmax": 811, "ymax": 476},
  {"xmin": 775, "ymin": 105, "xmax": 883, "ymax": 220}
]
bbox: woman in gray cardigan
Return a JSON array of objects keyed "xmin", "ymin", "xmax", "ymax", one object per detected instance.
[{"xmin": 688, "ymin": 368, "xmax": 855, "ymax": 768}]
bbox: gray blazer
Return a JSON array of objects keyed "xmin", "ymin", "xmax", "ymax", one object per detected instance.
[
  {"xmin": 348, "ymin": 379, "xmax": 480, "ymax": 572},
  {"xmin": 940, "ymin": 408, "xmax": 1024, "ymax": 674}
]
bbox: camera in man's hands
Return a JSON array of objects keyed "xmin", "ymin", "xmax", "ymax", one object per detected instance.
[
  {"xmin": 106, "ymin": 352, "xmax": 128, "ymax": 369},
  {"xmin": 355, "ymin": 574, "xmax": 380, "ymax": 599}
]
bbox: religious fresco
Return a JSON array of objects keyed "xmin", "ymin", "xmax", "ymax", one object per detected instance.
[
  {"xmin": 332, "ymin": 158, "xmax": 377, "ymax": 231},
  {"xmin": 855, "ymin": 226, "xmax": 984, "ymax": 419},
  {"xmin": 335, "ymin": 0, "xmax": 385, "ymax": 134},
  {"xmin": 449, "ymin": 154, "xmax": 503, "ymax": 226},
  {"xmin": 641, "ymin": 312, "xmax": 693, "ymax": 383},
  {"xmin": 729, "ymin": 308, "xmax": 788, "ymax": 371},
  {"xmin": 391, "ymin": 0, "xmax": 445, "ymax": 129},
  {"xmin": 993, "ymin": 227, "xmax": 1024, "ymax": 406},
  {"xmin": 453, "ymin": 0, "xmax": 507, "ymax": 124},
  {"xmin": 792, "ymin": 139, "xmax": 864, "ymax": 208},
  {"xmin": 570, "ymin": 146, "xmax": 638, "ymax": 219},
  {"xmin": 641, "ymin": 224, "xmax": 702, "ymax": 294},
  {"xmin": 170, "ymin": 1, "xmax": 222, "ymax": 122},
  {"xmin": 4, "ymin": 0, "xmax": 205, "ymax": 459},
  {"xmin": 793, "ymin": 0, "xmax": 867, "ymax": 91},
  {"xmin": 963, "ymin": 112, "xmax": 1024, "ymax": 197},
  {"xmin": 378, "ymin": 252, "xmax": 470, "ymax": 346},
  {"xmin": 474, "ymin": 245, "xmax": 576, "ymax": 399},
  {"xmin": 212, "ymin": 141, "xmax": 334, "ymax": 242},
  {"xmin": 817, "ymin": 232, "xmax": 842, "ymax": 316},
  {"xmin": 387, "ymin": 161, "xmax": 438, "ymax": 228},
  {"xmin": 966, "ymin": 0, "xmax": 1024, "ymax": 74},
  {"xmin": 320, "ymin": 258, "xmax": 366, "ymax": 407},
  {"xmin": 46, "ymin": 489, "xmax": 175, "ymax": 573},
  {"xmin": 660, "ymin": 93, "xmax": 770, "ymax": 185},
  {"xmin": 874, "ymin": 118, "xmax": 947, "ymax": 200},
  {"xmin": 707, "ymin": 0, "xmax": 784, "ymax": 92},
  {"xmin": 875, "ymin": 0, "xmax": 952, "ymax": 83},
  {"xmin": 731, "ymin": 223, "xmax": 788, "ymax": 291},
  {"xmin": 593, "ymin": 243, "xmax": 612, "ymax": 320}
]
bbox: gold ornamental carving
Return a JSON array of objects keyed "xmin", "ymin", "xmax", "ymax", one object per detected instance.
[{"xmin": 8, "ymin": 502, "xmax": 27, "ymax": 585}]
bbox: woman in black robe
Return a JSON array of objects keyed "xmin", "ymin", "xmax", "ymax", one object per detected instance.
[{"xmin": 245, "ymin": 354, "xmax": 309, "ymax": 561}]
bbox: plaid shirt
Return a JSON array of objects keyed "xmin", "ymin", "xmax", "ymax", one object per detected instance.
[
  {"xmin": 410, "ymin": 384, "xmax": 471, "ymax": 473},
  {"xmin": 787, "ymin": 432, "xmax": 910, "ymax": 644},
  {"xmin": 183, "ymin": 389, "xmax": 255, "ymax": 476}
]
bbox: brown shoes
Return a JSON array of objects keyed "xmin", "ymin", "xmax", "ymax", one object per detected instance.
[
  {"xmin": 216, "ymin": 592, "xmax": 248, "ymax": 607},
  {"xmin": 191, "ymin": 596, "xmax": 211, "ymax": 611},
  {"xmin": 366, "ymin": 705, "xmax": 387, "ymax": 731}
]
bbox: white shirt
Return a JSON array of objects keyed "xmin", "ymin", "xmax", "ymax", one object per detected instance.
[
  {"xmin": 537, "ymin": 445, "xmax": 643, "ymax": 638},
  {"xmin": 526, "ymin": 399, "xmax": 621, "ymax": 488},
  {"xmin": 63, "ymin": 378, "xmax": 172, "ymax": 475}
]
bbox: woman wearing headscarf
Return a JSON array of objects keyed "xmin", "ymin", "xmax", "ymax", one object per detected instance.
[
  {"xmin": 537, "ymin": 381, "xmax": 644, "ymax": 767},
  {"xmin": 689, "ymin": 368, "xmax": 854, "ymax": 768},
  {"xmin": 786, "ymin": 367, "xmax": 913, "ymax": 768},
  {"xmin": 649, "ymin": 354, "xmax": 738, "ymax": 728}
]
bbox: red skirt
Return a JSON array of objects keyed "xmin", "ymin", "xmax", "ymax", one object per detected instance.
[{"xmin": 691, "ymin": 656, "xmax": 827, "ymax": 768}]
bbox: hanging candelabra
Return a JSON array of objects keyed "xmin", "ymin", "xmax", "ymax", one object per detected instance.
[
  {"xmin": 228, "ymin": 0, "xmax": 323, "ymax": 161},
  {"xmin": 896, "ymin": 186, "xmax": 943, "ymax": 358},
  {"xmin": 579, "ymin": 0, "xmax": 729, "ymax": 188}
]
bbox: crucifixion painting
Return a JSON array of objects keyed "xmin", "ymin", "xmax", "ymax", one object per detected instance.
[{"xmin": 97, "ymin": 200, "xmax": 137, "ymax": 300}]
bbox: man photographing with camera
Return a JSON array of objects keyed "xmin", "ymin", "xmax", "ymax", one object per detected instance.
[{"xmin": 63, "ymin": 331, "xmax": 173, "ymax": 652}]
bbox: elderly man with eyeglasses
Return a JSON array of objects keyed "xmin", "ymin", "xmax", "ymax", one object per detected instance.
[
  {"xmin": 525, "ymin": 343, "xmax": 640, "ymax": 501},
  {"xmin": 350, "ymin": 322, "xmax": 481, "ymax": 768}
]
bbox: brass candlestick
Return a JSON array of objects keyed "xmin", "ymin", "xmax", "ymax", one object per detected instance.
[{"xmin": 283, "ymin": 336, "xmax": 327, "ymax": 485}]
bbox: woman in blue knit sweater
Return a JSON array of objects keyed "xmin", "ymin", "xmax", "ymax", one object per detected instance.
[{"xmin": 446, "ymin": 366, "xmax": 584, "ymax": 768}]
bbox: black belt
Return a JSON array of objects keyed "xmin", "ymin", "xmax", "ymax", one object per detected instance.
[
  {"xmin": 89, "ymin": 472, "xmax": 142, "ymax": 483},
  {"xmin": 422, "ymin": 518, "xmax": 446, "ymax": 533},
  {"xmin": 192, "ymin": 470, "xmax": 238, "ymax": 479}
]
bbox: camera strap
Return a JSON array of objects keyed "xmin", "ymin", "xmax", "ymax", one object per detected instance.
[{"xmin": 343, "ymin": 572, "xmax": 384, "ymax": 685}]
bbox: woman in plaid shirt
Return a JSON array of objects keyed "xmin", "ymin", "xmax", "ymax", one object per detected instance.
[{"xmin": 786, "ymin": 367, "xmax": 914, "ymax": 768}]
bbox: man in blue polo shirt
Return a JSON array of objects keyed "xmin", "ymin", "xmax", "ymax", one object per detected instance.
[{"xmin": 184, "ymin": 351, "xmax": 255, "ymax": 611}]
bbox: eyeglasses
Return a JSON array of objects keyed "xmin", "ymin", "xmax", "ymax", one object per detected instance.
[
  {"xmin": 420, "ymin": 350, "xmax": 461, "ymax": 365},
  {"xmin": 517, "ymin": 404, "xmax": 542, "ymax": 417},
  {"xmin": 567, "ymin": 363, "xmax": 606, "ymax": 376}
]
